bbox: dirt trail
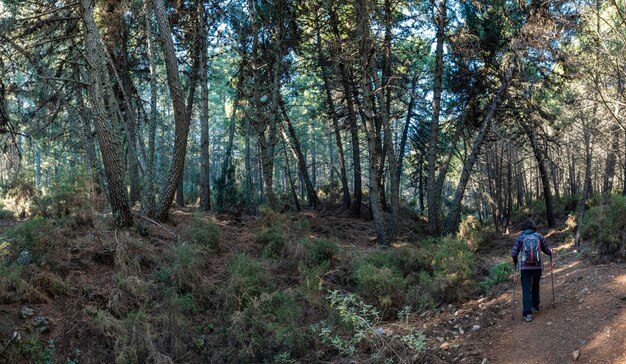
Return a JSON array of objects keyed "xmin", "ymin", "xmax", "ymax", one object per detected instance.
[{"xmin": 476, "ymin": 239, "xmax": 626, "ymax": 363}]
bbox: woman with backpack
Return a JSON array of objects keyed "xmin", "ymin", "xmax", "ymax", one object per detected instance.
[{"xmin": 511, "ymin": 218, "xmax": 553, "ymax": 322}]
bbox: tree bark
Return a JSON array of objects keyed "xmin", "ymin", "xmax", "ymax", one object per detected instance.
[
  {"xmin": 280, "ymin": 100, "xmax": 320, "ymax": 208},
  {"xmin": 80, "ymin": 0, "xmax": 132, "ymax": 227},
  {"xmin": 152, "ymin": 0, "xmax": 194, "ymax": 221},
  {"xmin": 576, "ymin": 119, "xmax": 593, "ymax": 246},
  {"xmin": 529, "ymin": 128, "xmax": 556, "ymax": 227},
  {"xmin": 142, "ymin": 4, "xmax": 157, "ymax": 216},
  {"xmin": 356, "ymin": 0, "xmax": 388, "ymax": 246},
  {"xmin": 427, "ymin": 0, "xmax": 447, "ymax": 235},
  {"xmin": 199, "ymin": 2, "xmax": 211, "ymax": 212},
  {"xmin": 328, "ymin": 0, "xmax": 362, "ymax": 216},
  {"xmin": 442, "ymin": 57, "xmax": 516, "ymax": 235}
]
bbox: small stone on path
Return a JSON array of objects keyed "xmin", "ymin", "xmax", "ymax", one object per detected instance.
[
  {"xmin": 481, "ymin": 359, "xmax": 488, "ymax": 364},
  {"xmin": 20, "ymin": 307, "xmax": 34, "ymax": 318},
  {"xmin": 440, "ymin": 342, "xmax": 450, "ymax": 350},
  {"xmin": 17, "ymin": 250, "xmax": 30, "ymax": 265},
  {"xmin": 472, "ymin": 325, "xmax": 481, "ymax": 331},
  {"xmin": 572, "ymin": 350, "xmax": 580, "ymax": 361}
]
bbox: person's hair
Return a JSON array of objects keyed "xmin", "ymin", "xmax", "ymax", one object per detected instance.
[{"xmin": 521, "ymin": 218, "xmax": 537, "ymax": 231}]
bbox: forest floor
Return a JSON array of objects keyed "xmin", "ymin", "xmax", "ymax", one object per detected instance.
[{"xmin": 0, "ymin": 206, "xmax": 624, "ymax": 363}]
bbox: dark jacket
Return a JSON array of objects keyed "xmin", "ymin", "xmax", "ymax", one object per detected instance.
[{"xmin": 512, "ymin": 229, "xmax": 552, "ymax": 270}]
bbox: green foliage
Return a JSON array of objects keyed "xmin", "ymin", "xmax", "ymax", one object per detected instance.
[
  {"xmin": 311, "ymin": 291, "xmax": 425, "ymax": 359},
  {"xmin": 256, "ymin": 224, "xmax": 286, "ymax": 258},
  {"xmin": 356, "ymin": 247, "xmax": 429, "ymax": 277},
  {"xmin": 581, "ymin": 195, "xmax": 626, "ymax": 257},
  {"xmin": 480, "ymin": 261, "xmax": 514, "ymax": 291},
  {"xmin": 0, "ymin": 208, "xmax": 14, "ymax": 219},
  {"xmin": 37, "ymin": 167, "xmax": 90, "ymax": 219},
  {"xmin": 258, "ymin": 205, "xmax": 280, "ymax": 227},
  {"xmin": 228, "ymin": 290, "xmax": 306, "ymax": 361},
  {"xmin": 311, "ymin": 291, "xmax": 380, "ymax": 356},
  {"xmin": 152, "ymin": 266, "xmax": 173, "ymax": 286},
  {"xmin": 172, "ymin": 291, "xmax": 199, "ymax": 315},
  {"xmin": 458, "ymin": 215, "xmax": 487, "ymax": 251},
  {"xmin": 307, "ymin": 239, "xmax": 340, "ymax": 265},
  {"xmin": 4, "ymin": 217, "xmax": 51, "ymax": 262},
  {"xmin": 182, "ymin": 216, "xmax": 221, "ymax": 253},
  {"xmin": 7, "ymin": 337, "xmax": 56, "ymax": 364},
  {"xmin": 172, "ymin": 243, "xmax": 201, "ymax": 291},
  {"xmin": 413, "ymin": 238, "xmax": 475, "ymax": 303},
  {"xmin": 226, "ymin": 253, "xmax": 273, "ymax": 310},
  {"xmin": 353, "ymin": 263, "xmax": 406, "ymax": 311}
]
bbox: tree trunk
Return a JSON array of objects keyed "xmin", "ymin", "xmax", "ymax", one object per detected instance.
[
  {"xmin": 603, "ymin": 123, "xmax": 620, "ymax": 195},
  {"xmin": 280, "ymin": 101, "xmax": 320, "ymax": 208},
  {"xmin": 356, "ymin": 0, "xmax": 388, "ymax": 246},
  {"xmin": 199, "ymin": 3, "xmax": 211, "ymax": 212},
  {"xmin": 328, "ymin": 0, "xmax": 361, "ymax": 216},
  {"xmin": 142, "ymin": 4, "xmax": 157, "ymax": 216},
  {"xmin": 427, "ymin": 0, "xmax": 447, "ymax": 235},
  {"xmin": 443, "ymin": 57, "xmax": 516, "ymax": 235},
  {"xmin": 576, "ymin": 120, "xmax": 593, "ymax": 246},
  {"xmin": 153, "ymin": 0, "xmax": 195, "ymax": 221},
  {"xmin": 397, "ymin": 75, "xmax": 418, "ymax": 182},
  {"xmin": 80, "ymin": 0, "xmax": 132, "ymax": 227},
  {"xmin": 216, "ymin": 68, "xmax": 242, "ymax": 211},
  {"xmin": 529, "ymin": 128, "xmax": 556, "ymax": 227}
]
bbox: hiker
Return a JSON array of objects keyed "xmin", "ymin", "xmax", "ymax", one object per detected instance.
[{"xmin": 511, "ymin": 218, "xmax": 553, "ymax": 322}]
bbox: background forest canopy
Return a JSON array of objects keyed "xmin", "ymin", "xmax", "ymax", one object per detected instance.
[{"xmin": 0, "ymin": 0, "xmax": 625, "ymax": 246}]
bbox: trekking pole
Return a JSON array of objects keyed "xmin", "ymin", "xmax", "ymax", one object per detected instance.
[
  {"xmin": 512, "ymin": 262, "xmax": 517, "ymax": 320},
  {"xmin": 550, "ymin": 252, "xmax": 555, "ymax": 308}
]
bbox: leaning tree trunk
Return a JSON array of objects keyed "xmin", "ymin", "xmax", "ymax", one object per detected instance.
[
  {"xmin": 443, "ymin": 57, "xmax": 516, "ymax": 235},
  {"xmin": 280, "ymin": 101, "xmax": 320, "ymax": 208},
  {"xmin": 152, "ymin": 0, "xmax": 194, "ymax": 221},
  {"xmin": 80, "ymin": 0, "xmax": 132, "ymax": 227}
]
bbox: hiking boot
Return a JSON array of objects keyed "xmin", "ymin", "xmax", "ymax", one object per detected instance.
[
  {"xmin": 523, "ymin": 314, "xmax": 533, "ymax": 322},
  {"xmin": 532, "ymin": 307, "xmax": 540, "ymax": 313}
]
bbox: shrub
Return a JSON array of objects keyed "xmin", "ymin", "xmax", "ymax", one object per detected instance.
[
  {"xmin": 182, "ymin": 216, "xmax": 221, "ymax": 253},
  {"xmin": 479, "ymin": 261, "xmax": 514, "ymax": 291},
  {"xmin": 458, "ymin": 215, "xmax": 487, "ymax": 251},
  {"xmin": 419, "ymin": 237, "xmax": 475, "ymax": 303},
  {"xmin": 406, "ymin": 285, "xmax": 436, "ymax": 312},
  {"xmin": 228, "ymin": 290, "xmax": 306, "ymax": 361},
  {"xmin": 581, "ymin": 195, "xmax": 626, "ymax": 257},
  {"xmin": 353, "ymin": 262, "xmax": 406, "ymax": 311},
  {"xmin": 172, "ymin": 244, "xmax": 201, "ymax": 292},
  {"xmin": 172, "ymin": 291, "xmax": 199, "ymax": 315},
  {"xmin": 256, "ymin": 225, "xmax": 286, "ymax": 258},
  {"xmin": 311, "ymin": 291, "xmax": 426, "ymax": 359},
  {"xmin": 258, "ymin": 205, "xmax": 280, "ymax": 227},
  {"xmin": 226, "ymin": 253, "xmax": 273, "ymax": 310},
  {"xmin": 0, "ymin": 208, "xmax": 14, "ymax": 219},
  {"xmin": 307, "ymin": 239, "xmax": 340, "ymax": 265},
  {"xmin": 5, "ymin": 217, "xmax": 51, "ymax": 261},
  {"xmin": 357, "ymin": 247, "xmax": 430, "ymax": 277}
]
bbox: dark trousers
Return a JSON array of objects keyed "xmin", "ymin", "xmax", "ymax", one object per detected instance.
[{"xmin": 520, "ymin": 269, "xmax": 542, "ymax": 316}]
